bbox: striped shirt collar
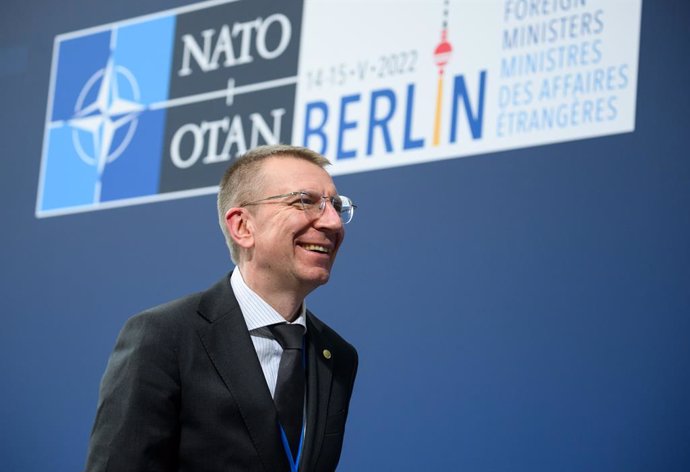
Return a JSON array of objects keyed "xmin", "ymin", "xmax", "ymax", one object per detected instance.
[{"xmin": 230, "ymin": 268, "xmax": 307, "ymax": 333}]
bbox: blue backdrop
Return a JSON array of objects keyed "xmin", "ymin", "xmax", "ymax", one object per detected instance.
[{"xmin": 1, "ymin": 1, "xmax": 689, "ymax": 471}]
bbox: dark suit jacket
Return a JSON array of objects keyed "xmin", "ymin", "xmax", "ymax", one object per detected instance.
[{"xmin": 84, "ymin": 273, "xmax": 358, "ymax": 472}]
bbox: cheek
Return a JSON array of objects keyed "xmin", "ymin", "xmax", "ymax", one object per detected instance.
[
  {"xmin": 335, "ymin": 231, "xmax": 345, "ymax": 252},
  {"xmin": 263, "ymin": 228, "xmax": 295, "ymax": 254}
]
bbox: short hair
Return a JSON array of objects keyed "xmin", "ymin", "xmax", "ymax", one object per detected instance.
[{"xmin": 217, "ymin": 144, "xmax": 331, "ymax": 263}]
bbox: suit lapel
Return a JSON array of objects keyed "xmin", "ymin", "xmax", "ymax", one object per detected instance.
[
  {"xmin": 196, "ymin": 274, "xmax": 287, "ymax": 472},
  {"xmin": 301, "ymin": 313, "xmax": 334, "ymax": 471}
]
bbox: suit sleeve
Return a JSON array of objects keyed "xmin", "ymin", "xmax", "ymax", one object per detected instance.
[{"xmin": 84, "ymin": 311, "xmax": 181, "ymax": 472}]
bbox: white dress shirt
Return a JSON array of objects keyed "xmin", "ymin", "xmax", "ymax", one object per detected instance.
[{"xmin": 230, "ymin": 268, "xmax": 307, "ymax": 398}]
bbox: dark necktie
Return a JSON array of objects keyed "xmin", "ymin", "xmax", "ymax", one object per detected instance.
[{"xmin": 269, "ymin": 323, "xmax": 305, "ymax": 458}]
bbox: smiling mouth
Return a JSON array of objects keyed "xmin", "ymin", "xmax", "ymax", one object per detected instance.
[{"xmin": 299, "ymin": 243, "xmax": 331, "ymax": 254}]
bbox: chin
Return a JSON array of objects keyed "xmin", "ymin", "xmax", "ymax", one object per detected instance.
[{"xmin": 300, "ymin": 269, "xmax": 331, "ymax": 290}]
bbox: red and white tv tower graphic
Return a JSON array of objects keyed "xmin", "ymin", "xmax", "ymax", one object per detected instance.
[{"xmin": 433, "ymin": 0, "xmax": 452, "ymax": 147}]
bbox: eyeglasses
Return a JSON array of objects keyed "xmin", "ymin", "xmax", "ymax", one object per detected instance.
[{"xmin": 240, "ymin": 190, "xmax": 357, "ymax": 224}]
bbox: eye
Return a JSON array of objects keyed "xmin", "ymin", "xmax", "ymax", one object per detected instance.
[
  {"xmin": 299, "ymin": 191, "xmax": 319, "ymax": 207},
  {"xmin": 332, "ymin": 197, "xmax": 343, "ymax": 213}
]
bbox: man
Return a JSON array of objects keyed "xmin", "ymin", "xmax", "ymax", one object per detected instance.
[{"xmin": 84, "ymin": 145, "xmax": 358, "ymax": 472}]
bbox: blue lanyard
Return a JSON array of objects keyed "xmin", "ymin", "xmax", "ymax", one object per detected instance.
[{"xmin": 279, "ymin": 423, "xmax": 305, "ymax": 472}]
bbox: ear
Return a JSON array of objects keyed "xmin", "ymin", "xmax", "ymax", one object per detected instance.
[{"xmin": 225, "ymin": 207, "xmax": 255, "ymax": 251}]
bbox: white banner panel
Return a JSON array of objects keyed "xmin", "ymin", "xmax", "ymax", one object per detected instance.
[{"xmin": 294, "ymin": 0, "xmax": 642, "ymax": 175}]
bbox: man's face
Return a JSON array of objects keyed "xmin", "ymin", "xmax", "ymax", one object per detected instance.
[{"xmin": 244, "ymin": 156, "xmax": 345, "ymax": 296}]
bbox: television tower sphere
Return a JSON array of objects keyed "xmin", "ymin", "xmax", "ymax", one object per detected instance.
[{"xmin": 434, "ymin": 38, "xmax": 452, "ymax": 68}]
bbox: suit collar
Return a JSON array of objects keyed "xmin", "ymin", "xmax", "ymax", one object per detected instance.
[
  {"xmin": 301, "ymin": 313, "xmax": 335, "ymax": 471},
  {"xmin": 196, "ymin": 273, "xmax": 235, "ymax": 323},
  {"xmin": 196, "ymin": 273, "xmax": 289, "ymax": 472}
]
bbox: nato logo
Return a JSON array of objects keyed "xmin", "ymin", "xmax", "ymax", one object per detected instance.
[
  {"xmin": 36, "ymin": 0, "xmax": 302, "ymax": 217},
  {"xmin": 37, "ymin": 17, "xmax": 175, "ymax": 217}
]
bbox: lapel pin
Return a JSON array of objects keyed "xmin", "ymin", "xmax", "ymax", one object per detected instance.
[{"xmin": 322, "ymin": 349, "xmax": 332, "ymax": 359}]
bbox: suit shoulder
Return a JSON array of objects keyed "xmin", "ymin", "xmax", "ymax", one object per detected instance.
[
  {"xmin": 126, "ymin": 290, "xmax": 204, "ymax": 328},
  {"xmin": 108, "ymin": 292, "xmax": 202, "ymax": 355},
  {"xmin": 119, "ymin": 273, "xmax": 234, "ymax": 338}
]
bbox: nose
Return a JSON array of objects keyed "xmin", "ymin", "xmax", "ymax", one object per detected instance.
[{"xmin": 314, "ymin": 198, "xmax": 344, "ymax": 232}]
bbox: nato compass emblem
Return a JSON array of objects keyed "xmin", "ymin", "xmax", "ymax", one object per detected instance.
[
  {"xmin": 37, "ymin": 18, "xmax": 175, "ymax": 217},
  {"xmin": 69, "ymin": 58, "xmax": 143, "ymax": 201}
]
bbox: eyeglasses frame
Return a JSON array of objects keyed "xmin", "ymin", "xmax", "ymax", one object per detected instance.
[{"xmin": 239, "ymin": 191, "xmax": 357, "ymax": 224}]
